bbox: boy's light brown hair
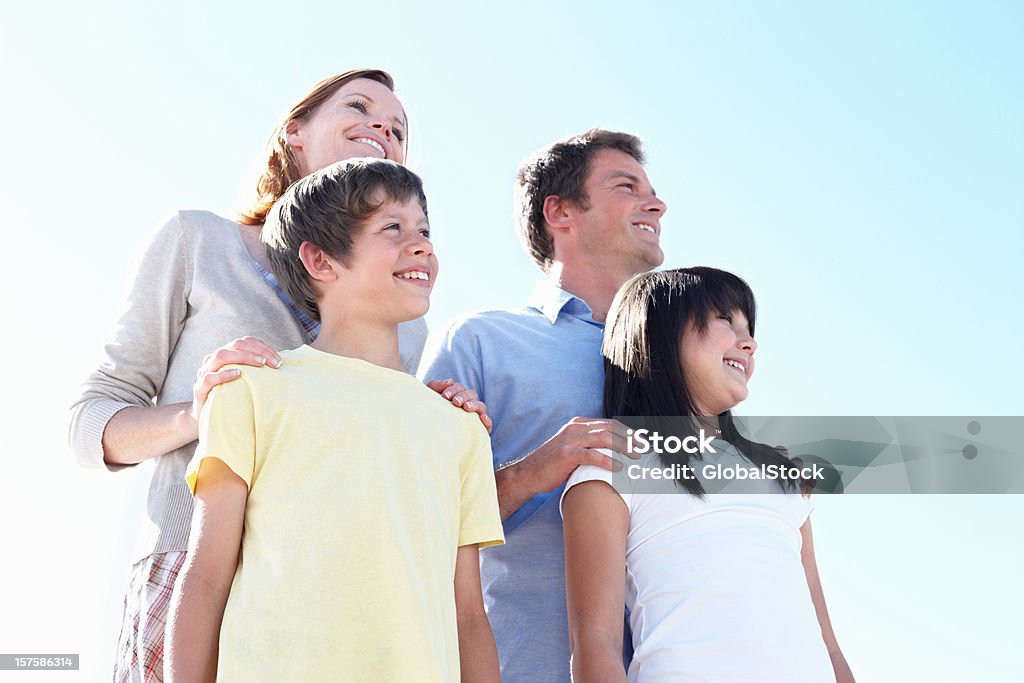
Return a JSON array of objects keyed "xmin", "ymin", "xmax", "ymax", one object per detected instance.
[{"xmin": 262, "ymin": 158, "xmax": 427, "ymax": 322}]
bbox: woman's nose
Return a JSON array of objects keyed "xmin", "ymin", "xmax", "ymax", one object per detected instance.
[{"xmin": 370, "ymin": 120, "xmax": 392, "ymax": 139}]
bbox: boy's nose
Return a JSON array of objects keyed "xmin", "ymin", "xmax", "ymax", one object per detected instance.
[{"xmin": 408, "ymin": 236, "xmax": 433, "ymax": 256}]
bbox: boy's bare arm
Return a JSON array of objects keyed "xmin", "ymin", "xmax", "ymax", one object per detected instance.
[
  {"xmin": 453, "ymin": 544, "xmax": 500, "ymax": 683},
  {"xmin": 166, "ymin": 458, "xmax": 248, "ymax": 683}
]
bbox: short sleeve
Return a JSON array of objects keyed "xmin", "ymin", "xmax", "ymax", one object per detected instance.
[
  {"xmin": 560, "ymin": 449, "xmax": 633, "ymax": 518},
  {"xmin": 417, "ymin": 319, "xmax": 485, "ymax": 402},
  {"xmin": 397, "ymin": 317, "xmax": 429, "ymax": 375},
  {"xmin": 185, "ymin": 374, "xmax": 256, "ymax": 494},
  {"xmin": 457, "ymin": 419, "xmax": 504, "ymax": 549}
]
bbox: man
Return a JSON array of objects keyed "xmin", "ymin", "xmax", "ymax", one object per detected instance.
[{"xmin": 419, "ymin": 129, "xmax": 667, "ymax": 682}]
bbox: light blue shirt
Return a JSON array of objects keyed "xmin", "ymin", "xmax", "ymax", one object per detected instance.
[{"xmin": 419, "ymin": 280, "xmax": 605, "ymax": 683}]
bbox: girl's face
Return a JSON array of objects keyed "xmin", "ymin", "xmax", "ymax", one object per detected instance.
[
  {"xmin": 679, "ymin": 309, "xmax": 757, "ymax": 416},
  {"xmin": 285, "ymin": 77, "xmax": 408, "ymax": 175}
]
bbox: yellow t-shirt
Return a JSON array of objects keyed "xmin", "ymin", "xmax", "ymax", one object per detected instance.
[{"xmin": 185, "ymin": 345, "xmax": 504, "ymax": 682}]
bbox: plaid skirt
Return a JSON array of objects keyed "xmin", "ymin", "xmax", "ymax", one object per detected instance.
[{"xmin": 113, "ymin": 551, "xmax": 186, "ymax": 683}]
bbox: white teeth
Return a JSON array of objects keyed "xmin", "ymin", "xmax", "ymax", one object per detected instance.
[
  {"xmin": 725, "ymin": 360, "xmax": 745, "ymax": 372},
  {"xmin": 634, "ymin": 223, "xmax": 656, "ymax": 233},
  {"xmin": 397, "ymin": 271, "xmax": 429, "ymax": 281},
  {"xmin": 353, "ymin": 137, "xmax": 386, "ymax": 157}
]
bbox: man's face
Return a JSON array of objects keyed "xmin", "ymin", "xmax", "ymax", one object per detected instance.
[{"xmin": 569, "ymin": 148, "xmax": 667, "ymax": 275}]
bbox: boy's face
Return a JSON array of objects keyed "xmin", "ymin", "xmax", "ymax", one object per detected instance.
[{"xmin": 335, "ymin": 196, "xmax": 436, "ymax": 325}]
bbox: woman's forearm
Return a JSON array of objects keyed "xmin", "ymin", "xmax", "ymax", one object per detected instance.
[{"xmin": 101, "ymin": 402, "xmax": 198, "ymax": 466}]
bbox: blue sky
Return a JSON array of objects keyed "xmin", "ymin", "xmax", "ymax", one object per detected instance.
[{"xmin": 1, "ymin": 1, "xmax": 1021, "ymax": 680}]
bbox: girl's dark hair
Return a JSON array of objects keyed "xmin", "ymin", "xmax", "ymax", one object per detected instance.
[{"xmin": 603, "ymin": 267, "xmax": 796, "ymax": 495}]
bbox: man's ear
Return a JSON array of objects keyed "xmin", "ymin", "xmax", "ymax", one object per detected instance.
[
  {"xmin": 542, "ymin": 195, "xmax": 574, "ymax": 237},
  {"xmin": 298, "ymin": 241, "xmax": 338, "ymax": 283}
]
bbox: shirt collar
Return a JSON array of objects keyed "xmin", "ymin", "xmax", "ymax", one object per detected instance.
[{"xmin": 527, "ymin": 280, "xmax": 600, "ymax": 326}]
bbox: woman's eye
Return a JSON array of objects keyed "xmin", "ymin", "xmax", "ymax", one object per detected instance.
[
  {"xmin": 393, "ymin": 127, "xmax": 406, "ymax": 143},
  {"xmin": 348, "ymin": 100, "xmax": 369, "ymax": 113},
  {"xmin": 385, "ymin": 223, "xmax": 400, "ymax": 231}
]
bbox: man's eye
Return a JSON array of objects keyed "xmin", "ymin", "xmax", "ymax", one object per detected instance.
[{"xmin": 386, "ymin": 223, "xmax": 400, "ymax": 230}]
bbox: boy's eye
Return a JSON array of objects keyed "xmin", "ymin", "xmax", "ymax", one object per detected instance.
[
  {"xmin": 419, "ymin": 228, "xmax": 431, "ymax": 238},
  {"xmin": 718, "ymin": 314, "xmax": 733, "ymax": 323}
]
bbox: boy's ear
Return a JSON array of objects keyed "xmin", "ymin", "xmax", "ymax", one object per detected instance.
[
  {"xmin": 298, "ymin": 241, "xmax": 338, "ymax": 283},
  {"xmin": 542, "ymin": 195, "xmax": 574, "ymax": 237}
]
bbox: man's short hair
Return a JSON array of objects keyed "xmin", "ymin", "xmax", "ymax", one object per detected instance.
[
  {"xmin": 514, "ymin": 129, "xmax": 645, "ymax": 272},
  {"xmin": 262, "ymin": 158, "xmax": 427, "ymax": 321}
]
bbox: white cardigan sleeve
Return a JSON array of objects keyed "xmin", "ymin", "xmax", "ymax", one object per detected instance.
[{"xmin": 68, "ymin": 213, "xmax": 191, "ymax": 471}]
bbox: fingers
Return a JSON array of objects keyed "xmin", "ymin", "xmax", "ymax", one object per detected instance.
[
  {"xmin": 200, "ymin": 337, "xmax": 282, "ymax": 374},
  {"xmin": 425, "ymin": 379, "xmax": 476, "ymax": 407},
  {"xmin": 192, "ymin": 367, "xmax": 243, "ymax": 420},
  {"xmin": 585, "ymin": 447, "xmax": 624, "ymax": 473},
  {"xmin": 556, "ymin": 418, "xmax": 624, "ymax": 455},
  {"xmin": 425, "ymin": 378, "xmax": 455, "ymax": 394},
  {"xmin": 196, "ymin": 367, "xmax": 241, "ymax": 397}
]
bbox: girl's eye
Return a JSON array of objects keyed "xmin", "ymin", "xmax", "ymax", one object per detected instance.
[{"xmin": 348, "ymin": 99, "xmax": 369, "ymax": 114}]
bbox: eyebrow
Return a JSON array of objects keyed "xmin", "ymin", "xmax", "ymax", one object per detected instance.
[
  {"xmin": 605, "ymin": 171, "xmax": 658, "ymax": 196},
  {"xmin": 342, "ymin": 92, "xmax": 408, "ymax": 129}
]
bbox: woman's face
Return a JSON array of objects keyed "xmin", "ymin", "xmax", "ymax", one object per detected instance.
[
  {"xmin": 679, "ymin": 309, "xmax": 757, "ymax": 416},
  {"xmin": 286, "ymin": 77, "xmax": 408, "ymax": 174}
]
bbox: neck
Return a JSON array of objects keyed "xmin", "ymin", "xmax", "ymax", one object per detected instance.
[
  {"xmin": 547, "ymin": 261, "xmax": 638, "ymax": 323},
  {"xmin": 691, "ymin": 414, "xmax": 723, "ymax": 435},
  {"xmin": 311, "ymin": 316, "xmax": 403, "ymax": 372}
]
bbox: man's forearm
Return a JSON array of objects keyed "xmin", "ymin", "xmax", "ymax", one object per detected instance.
[{"xmin": 494, "ymin": 462, "xmax": 534, "ymax": 522}]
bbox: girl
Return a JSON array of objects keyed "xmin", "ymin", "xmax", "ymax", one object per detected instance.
[
  {"xmin": 69, "ymin": 69, "xmax": 486, "ymax": 682},
  {"xmin": 562, "ymin": 267, "xmax": 854, "ymax": 682}
]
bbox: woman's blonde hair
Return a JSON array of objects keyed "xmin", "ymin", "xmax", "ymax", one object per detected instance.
[{"xmin": 239, "ymin": 69, "xmax": 400, "ymax": 226}]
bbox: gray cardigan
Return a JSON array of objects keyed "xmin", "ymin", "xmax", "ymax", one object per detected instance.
[{"xmin": 69, "ymin": 210, "xmax": 428, "ymax": 561}]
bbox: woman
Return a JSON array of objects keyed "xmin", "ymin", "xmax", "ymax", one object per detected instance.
[
  {"xmin": 69, "ymin": 69, "xmax": 486, "ymax": 682},
  {"xmin": 561, "ymin": 267, "xmax": 854, "ymax": 682}
]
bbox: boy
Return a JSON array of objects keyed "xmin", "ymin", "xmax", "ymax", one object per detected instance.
[{"xmin": 165, "ymin": 158, "xmax": 504, "ymax": 682}]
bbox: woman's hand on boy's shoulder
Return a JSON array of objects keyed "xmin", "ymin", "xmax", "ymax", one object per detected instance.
[
  {"xmin": 426, "ymin": 378, "xmax": 493, "ymax": 434},
  {"xmin": 191, "ymin": 337, "xmax": 283, "ymax": 421}
]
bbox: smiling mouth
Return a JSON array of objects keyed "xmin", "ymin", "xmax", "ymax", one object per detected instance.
[
  {"xmin": 724, "ymin": 359, "xmax": 746, "ymax": 376},
  {"xmin": 395, "ymin": 270, "xmax": 430, "ymax": 286},
  {"xmin": 352, "ymin": 137, "xmax": 386, "ymax": 158},
  {"xmin": 633, "ymin": 222, "xmax": 657, "ymax": 235}
]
